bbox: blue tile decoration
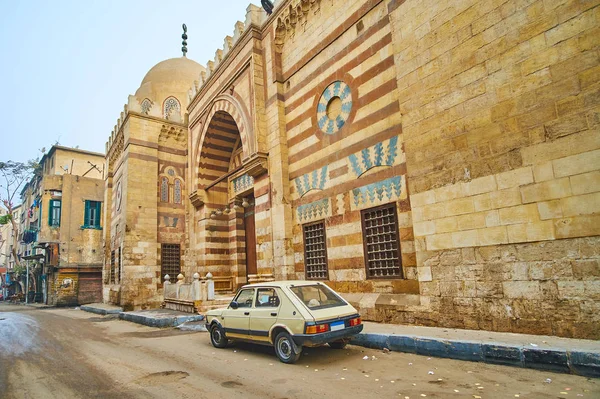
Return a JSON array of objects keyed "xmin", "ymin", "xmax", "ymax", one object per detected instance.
[
  {"xmin": 233, "ymin": 173, "xmax": 254, "ymax": 194},
  {"xmin": 348, "ymin": 136, "xmax": 399, "ymax": 178},
  {"xmin": 294, "ymin": 166, "xmax": 328, "ymax": 198},
  {"xmin": 297, "ymin": 198, "xmax": 330, "ymax": 222},
  {"xmin": 351, "ymin": 176, "xmax": 403, "ymax": 209},
  {"xmin": 316, "ymin": 81, "xmax": 352, "ymax": 135}
]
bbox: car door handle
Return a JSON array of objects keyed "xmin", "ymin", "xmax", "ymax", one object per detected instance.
[
  {"xmin": 270, "ymin": 313, "xmax": 277, "ymax": 317},
  {"xmin": 244, "ymin": 312, "xmax": 250, "ymax": 315}
]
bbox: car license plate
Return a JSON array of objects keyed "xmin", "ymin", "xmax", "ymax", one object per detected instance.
[{"xmin": 330, "ymin": 321, "xmax": 345, "ymax": 331}]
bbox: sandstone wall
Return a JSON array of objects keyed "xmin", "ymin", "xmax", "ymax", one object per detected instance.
[{"xmin": 390, "ymin": 0, "xmax": 599, "ymax": 337}]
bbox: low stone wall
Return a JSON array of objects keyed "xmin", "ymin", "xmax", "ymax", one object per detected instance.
[{"xmin": 163, "ymin": 273, "xmax": 215, "ymax": 313}]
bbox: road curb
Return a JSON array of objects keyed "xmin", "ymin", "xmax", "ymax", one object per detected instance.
[
  {"xmin": 80, "ymin": 305, "xmax": 123, "ymax": 315},
  {"xmin": 349, "ymin": 333, "xmax": 600, "ymax": 378},
  {"xmin": 118, "ymin": 312, "xmax": 205, "ymax": 328}
]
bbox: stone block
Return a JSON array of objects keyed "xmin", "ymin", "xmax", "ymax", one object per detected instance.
[
  {"xmin": 520, "ymin": 178, "xmax": 572, "ymax": 203},
  {"xmin": 503, "ymin": 281, "xmax": 540, "ymax": 299},
  {"xmin": 569, "ymin": 351, "xmax": 600, "ymax": 378},
  {"xmin": 532, "ymin": 162, "xmax": 554, "ymax": 183},
  {"xmin": 522, "ymin": 348, "xmax": 569, "ymax": 373},
  {"xmin": 557, "ymin": 281, "xmax": 585, "ymax": 299},
  {"xmin": 427, "ymin": 233, "xmax": 453, "ymax": 251},
  {"xmin": 350, "ymin": 333, "xmax": 388, "ymax": 349},
  {"xmin": 436, "ymin": 216, "xmax": 458, "ymax": 233},
  {"xmin": 570, "ymin": 171, "xmax": 600, "ymax": 195},
  {"xmin": 482, "ymin": 344, "xmax": 522, "ymax": 366},
  {"xmin": 413, "ymin": 220, "xmax": 436, "ymax": 236},
  {"xmin": 484, "ymin": 210, "xmax": 500, "ymax": 227},
  {"xmin": 537, "ymin": 200, "xmax": 563, "ymax": 220},
  {"xmin": 452, "ymin": 229, "xmax": 479, "ymax": 248},
  {"xmin": 387, "ymin": 335, "xmax": 417, "ymax": 353},
  {"xmin": 457, "ymin": 212, "xmax": 487, "ymax": 230},
  {"xmin": 499, "ymin": 204, "xmax": 540, "ymax": 225},
  {"xmin": 476, "ymin": 282, "xmax": 503, "ymax": 298},
  {"xmin": 496, "ymin": 167, "xmax": 534, "ymax": 190},
  {"xmin": 490, "ymin": 189, "xmax": 523, "ymax": 209},
  {"xmin": 571, "ymin": 259, "xmax": 600, "ymax": 279},
  {"xmin": 415, "ymin": 338, "xmax": 450, "ymax": 358},
  {"xmin": 446, "ymin": 197, "xmax": 476, "ymax": 216},
  {"xmin": 561, "ymin": 192, "xmax": 600, "ymax": 217},
  {"xmin": 478, "ymin": 226, "xmax": 509, "ymax": 246},
  {"xmin": 410, "ymin": 190, "xmax": 436, "ymax": 207},
  {"xmin": 544, "ymin": 113, "xmax": 589, "ymax": 140},
  {"xmin": 553, "ymin": 149, "xmax": 600, "ymax": 178},
  {"xmin": 417, "ymin": 266, "xmax": 433, "ymax": 282},
  {"xmin": 463, "ymin": 175, "xmax": 497, "ymax": 196},
  {"xmin": 554, "ymin": 215, "xmax": 600, "ymax": 238},
  {"xmin": 521, "ymin": 129, "xmax": 600, "ymax": 166}
]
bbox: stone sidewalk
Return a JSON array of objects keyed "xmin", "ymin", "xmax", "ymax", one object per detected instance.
[
  {"xmin": 79, "ymin": 304, "xmax": 599, "ymax": 378},
  {"xmin": 353, "ymin": 322, "xmax": 600, "ymax": 378},
  {"xmin": 80, "ymin": 303, "xmax": 204, "ymax": 327}
]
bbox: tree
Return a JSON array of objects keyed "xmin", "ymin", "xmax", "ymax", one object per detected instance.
[{"xmin": 0, "ymin": 160, "xmax": 39, "ymax": 268}]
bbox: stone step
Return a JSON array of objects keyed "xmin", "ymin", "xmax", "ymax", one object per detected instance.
[{"xmin": 164, "ymin": 296, "xmax": 233, "ymax": 314}]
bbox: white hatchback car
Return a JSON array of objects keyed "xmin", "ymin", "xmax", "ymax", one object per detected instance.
[{"xmin": 205, "ymin": 281, "xmax": 363, "ymax": 363}]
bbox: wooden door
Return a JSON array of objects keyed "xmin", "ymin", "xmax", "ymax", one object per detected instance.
[{"xmin": 244, "ymin": 198, "xmax": 257, "ymax": 276}]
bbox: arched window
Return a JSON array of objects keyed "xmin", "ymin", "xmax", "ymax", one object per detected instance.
[
  {"xmin": 163, "ymin": 97, "xmax": 181, "ymax": 120},
  {"xmin": 141, "ymin": 98, "xmax": 152, "ymax": 114},
  {"xmin": 174, "ymin": 179, "xmax": 182, "ymax": 204},
  {"xmin": 160, "ymin": 177, "xmax": 169, "ymax": 202}
]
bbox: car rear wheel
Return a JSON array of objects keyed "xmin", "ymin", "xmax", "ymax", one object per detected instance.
[
  {"xmin": 274, "ymin": 332, "xmax": 301, "ymax": 364},
  {"xmin": 210, "ymin": 324, "xmax": 228, "ymax": 348},
  {"xmin": 328, "ymin": 340, "xmax": 348, "ymax": 349}
]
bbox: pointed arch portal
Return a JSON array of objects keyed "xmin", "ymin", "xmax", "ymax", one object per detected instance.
[{"xmin": 196, "ymin": 110, "xmax": 257, "ymax": 287}]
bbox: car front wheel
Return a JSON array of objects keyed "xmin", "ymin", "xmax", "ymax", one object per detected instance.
[
  {"xmin": 328, "ymin": 340, "xmax": 347, "ymax": 349},
  {"xmin": 274, "ymin": 332, "xmax": 301, "ymax": 364},
  {"xmin": 210, "ymin": 324, "xmax": 228, "ymax": 348}
]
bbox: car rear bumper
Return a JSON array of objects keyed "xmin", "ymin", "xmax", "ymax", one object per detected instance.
[{"xmin": 292, "ymin": 324, "xmax": 364, "ymax": 347}]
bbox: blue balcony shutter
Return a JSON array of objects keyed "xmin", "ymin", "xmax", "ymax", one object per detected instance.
[
  {"xmin": 95, "ymin": 201, "xmax": 101, "ymax": 227},
  {"xmin": 84, "ymin": 200, "xmax": 90, "ymax": 227}
]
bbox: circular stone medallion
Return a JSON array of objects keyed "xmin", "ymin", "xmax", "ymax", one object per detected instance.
[{"xmin": 317, "ymin": 81, "xmax": 352, "ymax": 135}]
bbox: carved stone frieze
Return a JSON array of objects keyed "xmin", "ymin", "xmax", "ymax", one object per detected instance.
[
  {"xmin": 158, "ymin": 125, "xmax": 186, "ymax": 148},
  {"xmin": 274, "ymin": 0, "xmax": 322, "ymax": 52},
  {"xmin": 108, "ymin": 133, "xmax": 124, "ymax": 172},
  {"xmin": 243, "ymin": 152, "xmax": 269, "ymax": 177},
  {"xmin": 189, "ymin": 189, "xmax": 207, "ymax": 208}
]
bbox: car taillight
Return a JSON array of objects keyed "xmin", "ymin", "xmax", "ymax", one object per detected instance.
[
  {"xmin": 349, "ymin": 317, "xmax": 361, "ymax": 327},
  {"xmin": 306, "ymin": 324, "xmax": 330, "ymax": 334}
]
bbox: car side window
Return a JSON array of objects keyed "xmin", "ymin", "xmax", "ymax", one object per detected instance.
[
  {"xmin": 255, "ymin": 288, "xmax": 280, "ymax": 308},
  {"xmin": 234, "ymin": 289, "xmax": 255, "ymax": 308}
]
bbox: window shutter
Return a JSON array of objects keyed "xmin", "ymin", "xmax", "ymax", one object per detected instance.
[
  {"xmin": 95, "ymin": 201, "xmax": 102, "ymax": 227},
  {"xmin": 84, "ymin": 200, "xmax": 90, "ymax": 226}
]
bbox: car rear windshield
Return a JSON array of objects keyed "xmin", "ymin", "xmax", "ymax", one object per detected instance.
[{"xmin": 289, "ymin": 285, "xmax": 347, "ymax": 310}]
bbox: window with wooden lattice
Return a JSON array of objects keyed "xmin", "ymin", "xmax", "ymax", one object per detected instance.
[
  {"xmin": 361, "ymin": 204, "xmax": 403, "ymax": 279},
  {"xmin": 303, "ymin": 221, "xmax": 328, "ymax": 280},
  {"xmin": 161, "ymin": 244, "xmax": 181, "ymax": 278}
]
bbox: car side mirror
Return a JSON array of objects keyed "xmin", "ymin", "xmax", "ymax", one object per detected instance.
[{"xmin": 230, "ymin": 301, "xmax": 239, "ymax": 309}]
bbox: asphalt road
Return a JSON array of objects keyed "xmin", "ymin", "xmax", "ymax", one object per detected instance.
[{"xmin": 0, "ymin": 303, "xmax": 598, "ymax": 399}]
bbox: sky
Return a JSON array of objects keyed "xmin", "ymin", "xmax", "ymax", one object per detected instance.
[{"xmin": 0, "ymin": 0, "xmax": 256, "ymax": 163}]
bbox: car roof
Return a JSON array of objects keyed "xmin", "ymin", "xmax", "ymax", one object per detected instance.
[{"xmin": 240, "ymin": 280, "xmax": 325, "ymax": 289}]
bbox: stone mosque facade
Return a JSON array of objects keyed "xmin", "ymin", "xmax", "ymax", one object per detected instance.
[{"xmin": 103, "ymin": 0, "xmax": 600, "ymax": 339}]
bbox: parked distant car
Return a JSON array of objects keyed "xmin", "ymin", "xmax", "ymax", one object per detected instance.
[{"xmin": 205, "ymin": 281, "xmax": 363, "ymax": 363}]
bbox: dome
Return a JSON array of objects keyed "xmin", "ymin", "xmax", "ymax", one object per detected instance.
[
  {"xmin": 134, "ymin": 57, "xmax": 205, "ymax": 119},
  {"xmin": 138, "ymin": 57, "xmax": 204, "ymax": 89}
]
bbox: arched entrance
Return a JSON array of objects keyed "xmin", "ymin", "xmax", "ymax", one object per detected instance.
[{"xmin": 196, "ymin": 110, "xmax": 257, "ymax": 289}]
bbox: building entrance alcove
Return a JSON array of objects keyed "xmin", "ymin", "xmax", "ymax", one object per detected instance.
[{"xmin": 194, "ymin": 109, "xmax": 262, "ymax": 291}]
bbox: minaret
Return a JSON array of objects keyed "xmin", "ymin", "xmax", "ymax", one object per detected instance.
[{"xmin": 181, "ymin": 24, "xmax": 188, "ymax": 57}]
